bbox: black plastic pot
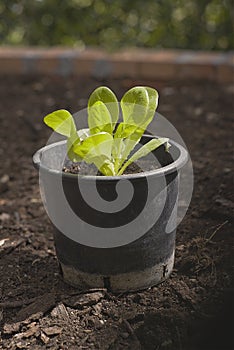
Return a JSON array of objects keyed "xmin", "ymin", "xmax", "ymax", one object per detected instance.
[{"xmin": 33, "ymin": 135, "xmax": 188, "ymax": 292}]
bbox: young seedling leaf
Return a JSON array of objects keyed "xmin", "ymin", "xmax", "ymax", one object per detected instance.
[
  {"xmin": 88, "ymin": 86, "xmax": 119, "ymax": 130},
  {"xmin": 43, "ymin": 86, "xmax": 164, "ymax": 176},
  {"xmin": 44, "ymin": 110, "xmax": 76, "ymax": 138},
  {"xmin": 121, "ymin": 87, "xmax": 149, "ymax": 126},
  {"xmin": 73, "ymin": 132, "xmax": 114, "ymax": 175},
  {"xmin": 114, "ymin": 123, "xmax": 143, "ymax": 139},
  {"xmin": 117, "ymin": 87, "xmax": 159, "ymax": 167},
  {"xmin": 67, "ymin": 136, "xmax": 82, "ymax": 163},
  {"xmin": 73, "ymin": 132, "xmax": 113, "ymax": 163},
  {"xmin": 99, "ymin": 159, "xmax": 115, "ymax": 176},
  {"xmin": 117, "ymin": 138, "xmax": 170, "ymax": 175},
  {"xmin": 88, "ymin": 101, "xmax": 112, "ymax": 135},
  {"xmin": 112, "ymin": 137, "xmax": 125, "ymax": 173},
  {"xmin": 141, "ymin": 87, "xmax": 159, "ymax": 129},
  {"xmin": 114, "ymin": 127, "xmax": 144, "ymax": 170}
]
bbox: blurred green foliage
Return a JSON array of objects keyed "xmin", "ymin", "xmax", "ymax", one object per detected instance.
[{"xmin": 0, "ymin": 0, "xmax": 233, "ymax": 50}]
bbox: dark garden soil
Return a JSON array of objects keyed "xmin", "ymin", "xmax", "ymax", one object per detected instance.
[
  {"xmin": 0, "ymin": 76, "xmax": 233, "ymax": 350},
  {"xmin": 62, "ymin": 159, "xmax": 157, "ymax": 175}
]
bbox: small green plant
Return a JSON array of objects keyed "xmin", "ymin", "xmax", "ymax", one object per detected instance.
[{"xmin": 44, "ymin": 86, "xmax": 170, "ymax": 176}]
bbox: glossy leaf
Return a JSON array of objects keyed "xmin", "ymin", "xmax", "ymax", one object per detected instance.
[
  {"xmin": 88, "ymin": 86, "xmax": 119, "ymax": 130},
  {"xmin": 114, "ymin": 122, "xmax": 143, "ymax": 139},
  {"xmin": 112, "ymin": 137, "xmax": 125, "ymax": 173},
  {"xmin": 121, "ymin": 87, "xmax": 149, "ymax": 126},
  {"xmin": 44, "ymin": 109, "xmax": 76, "ymax": 137},
  {"xmin": 99, "ymin": 159, "xmax": 115, "ymax": 176},
  {"xmin": 88, "ymin": 101, "xmax": 112, "ymax": 134},
  {"xmin": 117, "ymin": 87, "xmax": 159, "ymax": 167},
  {"xmin": 43, "ymin": 86, "xmax": 163, "ymax": 176},
  {"xmin": 73, "ymin": 132, "xmax": 114, "ymax": 173},
  {"xmin": 141, "ymin": 87, "xmax": 159, "ymax": 129},
  {"xmin": 118, "ymin": 138, "xmax": 170, "ymax": 175},
  {"xmin": 67, "ymin": 135, "xmax": 81, "ymax": 163}
]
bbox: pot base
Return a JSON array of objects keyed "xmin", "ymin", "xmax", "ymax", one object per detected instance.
[{"xmin": 59, "ymin": 250, "xmax": 175, "ymax": 292}]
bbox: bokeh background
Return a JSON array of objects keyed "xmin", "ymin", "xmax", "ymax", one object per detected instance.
[{"xmin": 0, "ymin": 0, "xmax": 233, "ymax": 50}]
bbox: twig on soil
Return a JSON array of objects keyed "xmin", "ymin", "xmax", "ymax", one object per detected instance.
[
  {"xmin": 60, "ymin": 288, "xmax": 109, "ymax": 302},
  {"xmin": 206, "ymin": 220, "xmax": 228, "ymax": 242}
]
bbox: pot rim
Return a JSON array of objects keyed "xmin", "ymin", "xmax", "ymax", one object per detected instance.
[{"xmin": 33, "ymin": 135, "xmax": 188, "ymax": 181}]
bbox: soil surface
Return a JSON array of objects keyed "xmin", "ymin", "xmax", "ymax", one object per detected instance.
[
  {"xmin": 0, "ymin": 76, "xmax": 233, "ymax": 350},
  {"xmin": 62, "ymin": 159, "xmax": 157, "ymax": 175}
]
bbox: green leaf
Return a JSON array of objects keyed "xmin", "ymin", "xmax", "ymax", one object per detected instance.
[
  {"xmin": 141, "ymin": 86, "xmax": 159, "ymax": 129},
  {"xmin": 112, "ymin": 137, "xmax": 125, "ymax": 173},
  {"xmin": 44, "ymin": 109, "xmax": 76, "ymax": 137},
  {"xmin": 43, "ymin": 86, "xmax": 163, "ymax": 177},
  {"xmin": 114, "ymin": 122, "xmax": 143, "ymax": 139},
  {"xmin": 73, "ymin": 132, "xmax": 114, "ymax": 174},
  {"xmin": 88, "ymin": 86, "xmax": 119, "ymax": 130},
  {"xmin": 116, "ymin": 86, "xmax": 159, "ymax": 171},
  {"xmin": 120, "ymin": 86, "xmax": 158, "ymax": 133},
  {"xmin": 113, "ymin": 127, "xmax": 143, "ymax": 171},
  {"xmin": 114, "ymin": 122, "xmax": 146, "ymax": 172},
  {"xmin": 121, "ymin": 86, "xmax": 149, "ymax": 126},
  {"xmin": 67, "ymin": 135, "xmax": 81, "ymax": 163},
  {"xmin": 88, "ymin": 101, "xmax": 112, "ymax": 135},
  {"xmin": 73, "ymin": 132, "xmax": 113, "ymax": 159},
  {"xmin": 117, "ymin": 138, "xmax": 170, "ymax": 175},
  {"xmin": 99, "ymin": 160, "xmax": 115, "ymax": 176}
]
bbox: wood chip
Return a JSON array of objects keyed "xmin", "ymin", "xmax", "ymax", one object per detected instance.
[
  {"xmin": 15, "ymin": 293, "xmax": 56, "ymax": 323},
  {"xmin": 3, "ymin": 312, "xmax": 43, "ymax": 334},
  {"xmin": 3, "ymin": 322, "xmax": 23, "ymax": 334},
  {"xmin": 13, "ymin": 324, "xmax": 39, "ymax": 339},
  {"xmin": 40, "ymin": 331, "xmax": 50, "ymax": 344},
  {"xmin": 50, "ymin": 303, "xmax": 69, "ymax": 320},
  {"xmin": 43, "ymin": 326, "xmax": 63, "ymax": 336},
  {"xmin": 64, "ymin": 292, "xmax": 104, "ymax": 308},
  {"xmin": 3, "ymin": 295, "xmax": 56, "ymax": 335}
]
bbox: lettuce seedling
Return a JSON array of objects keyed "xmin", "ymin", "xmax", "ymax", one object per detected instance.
[{"xmin": 44, "ymin": 86, "xmax": 170, "ymax": 176}]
